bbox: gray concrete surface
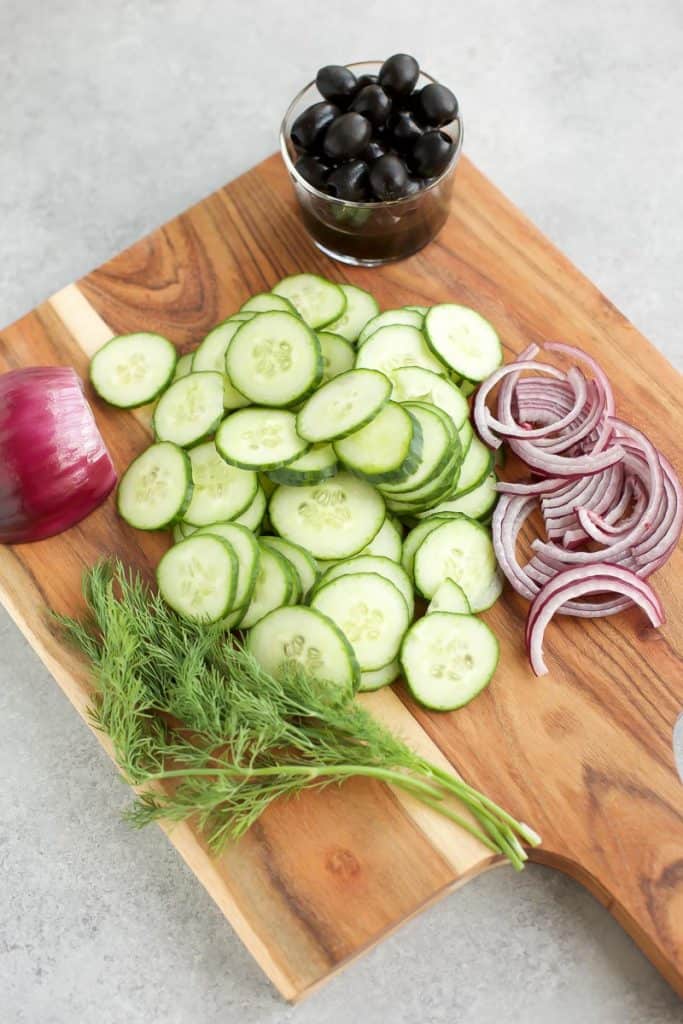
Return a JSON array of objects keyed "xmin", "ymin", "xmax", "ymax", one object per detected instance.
[{"xmin": 1, "ymin": 1, "xmax": 681, "ymax": 1021}]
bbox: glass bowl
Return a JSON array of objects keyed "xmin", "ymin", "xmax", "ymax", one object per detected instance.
[{"xmin": 280, "ymin": 60, "xmax": 463, "ymax": 267}]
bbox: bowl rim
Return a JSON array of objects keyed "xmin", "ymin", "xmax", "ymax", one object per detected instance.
[{"xmin": 279, "ymin": 60, "xmax": 464, "ymax": 210}]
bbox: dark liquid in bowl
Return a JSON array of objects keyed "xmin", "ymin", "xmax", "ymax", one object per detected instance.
[{"xmin": 295, "ymin": 175, "xmax": 454, "ymax": 263}]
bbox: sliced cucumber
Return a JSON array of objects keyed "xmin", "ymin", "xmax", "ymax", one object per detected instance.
[
  {"xmin": 458, "ymin": 418, "xmax": 474, "ymax": 457},
  {"xmin": 247, "ymin": 605, "xmax": 360, "ymax": 693},
  {"xmin": 226, "ymin": 312, "xmax": 323, "ymax": 407},
  {"xmin": 412, "ymin": 516, "xmax": 498, "ymax": 611},
  {"xmin": 296, "ymin": 368, "xmax": 391, "ymax": 443},
  {"xmin": 357, "ymin": 309, "xmax": 424, "ymax": 347},
  {"xmin": 325, "ymin": 284, "xmax": 380, "ymax": 343},
  {"xmin": 216, "ymin": 408, "xmax": 309, "ymax": 470},
  {"xmin": 193, "ymin": 321, "xmax": 251, "ymax": 410},
  {"xmin": 318, "ymin": 331, "xmax": 355, "ymax": 382},
  {"xmin": 429, "ymin": 472, "xmax": 498, "ymax": 520},
  {"xmin": 117, "ymin": 441, "xmax": 192, "ymax": 529},
  {"xmin": 359, "ymin": 516, "xmax": 402, "ymax": 561},
  {"xmin": 267, "ymin": 444, "xmax": 338, "ymax": 486},
  {"xmin": 311, "ymin": 572, "xmax": 410, "ymax": 671},
  {"xmin": 314, "ymin": 555, "xmax": 414, "ymax": 618},
  {"xmin": 401, "ymin": 513, "xmax": 462, "ymax": 580},
  {"xmin": 240, "ymin": 545, "xmax": 297, "ymax": 628},
  {"xmin": 269, "ymin": 471, "xmax": 385, "ymax": 560},
  {"xmin": 424, "ymin": 305, "xmax": 502, "ymax": 382},
  {"xmin": 391, "ymin": 365, "xmax": 469, "ymax": 429},
  {"xmin": 260, "ymin": 536, "xmax": 319, "ymax": 599},
  {"xmin": 403, "ymin": 305, "xmax": 428, "ymax": 316},
  {"xmin": 401, "ymin": 612, "xmax": 499, "ymax": 710},
  {"xmin": 427, "ymin": 578, "xmax": 471, "ymax": 614},
  {"xmin": 453, "ymin": 435, "xmax": 493, "ymax": 496},
  {"xmin": 157, "ymin": 534, "xmax": 238, "ymax": 623},
  {"xmin": 458, "ymin": 379, "xmax": 477, "ymax": 398},
  {"xmin": 172, "ymin": 351, "xmax": 194, "ymax": 380},
  {"xmin": 153, "ymin": 371, "xmax": 224, "ymax": 447},
  {"xmin": 241, "ymin": 292, "xmax": 299, "ymax": 316},
  {"xmin": 378, "ymin": 403, "xmax": 457, "ymax": 495},
  {"xmin": 333, "ymin": 402, "xmax": 422, "ymax": 484},
  {"xmin": 90, "ymin": 333, "xmax": 177, "ymax": 408},
  {"xmin": 359, "ymin": 659, "xmax": 401, "ymax": 692},
  {"xmin": 355, "ymin": 324, "xmax": 446, "ymax": 380},
  {"xmin": 195, "ymin": 522, "xmax": 261, "ymax": 609},
  {"xmin": 272, "ymin": 273, "xmax": 346, "ymax": 329},
  {"xmin": 232, "ymin": 484, "xmax": 267, "ymax": 531},
  {"xmin": 173, "ymin": 520, "xmax": 198, "ymax": 541},
  {"xmin": 184, "ymin": 441, "xmax": 257, "ymax": 526},
  {"xmin": 226, "ymin": 312, "xmax": 257, "ymax": 323}
]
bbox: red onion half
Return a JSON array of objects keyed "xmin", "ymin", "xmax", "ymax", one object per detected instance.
[
  {"xmin": 0, "ymin": 367, "xmax": 117, "ymax": 543},
  {"xmin": 475, "ymin": 344, "xmax": 681, "ymax": 676}
]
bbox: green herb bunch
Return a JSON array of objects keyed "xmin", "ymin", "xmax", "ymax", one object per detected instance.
[{"xmin": 57, "ymin": 560, "xmax": 540, "ymax": 869}]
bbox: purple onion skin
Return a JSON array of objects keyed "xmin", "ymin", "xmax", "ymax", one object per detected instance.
[{"xmin": 0, "ymin": 366, "xmax": 117, "ymax": 543}]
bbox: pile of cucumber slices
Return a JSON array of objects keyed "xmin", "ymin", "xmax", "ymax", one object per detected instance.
[{"xmin": 90, "ymin": 273, "xmax": 504, "ymax": 711}]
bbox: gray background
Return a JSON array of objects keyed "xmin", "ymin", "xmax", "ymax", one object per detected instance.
[{"xmin": 1, "ymin": 1, "xmax": 681, "ymax": 1022}]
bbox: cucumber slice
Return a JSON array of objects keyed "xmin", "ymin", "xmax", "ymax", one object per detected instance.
[
  {"xmin": 260, "ymin": 536, "xmax": 319, "ymax": 599},
  {"xmin": 193, "ymin": 321, "xmax": 251, "ymax": 410},
  {"xmin": 314, "ymin": 555, "xmax": 414, "ymax": 617},
  {"xmin": 216, "ymin": 408, "xmax": 309, "ymax": 470},
  {"xmin": 90, "ymin": 332, "xmax": 177, "ymax": 408},
  {"xmin": 117, "ymin": 441, "xmax": 192, "ymax": 529},
  {"xmin": 195, "ymin": 522, "xmax": 261, "ymax": 609},
  {"xmin": 157, "ymin": 534, "xmax": 239, "ymax": 623},
  {"xmin": 412, "ymin": 516, "xmax": 498, "ymax": 611},
  {"xmin": 458, "ymin": 418, "xmax": 474, "ymax": 457},
  {"xmin": 401, "ymin": 513, "xmax": 462, "ymax": 580},
  {"xmin": 325, "ymin": 284, "xmax": 380, "ymax": 343},
  {"xmin": 424, "ymin": 305, "xmax": 502, "ymax": 382},
  {"xmin": 247, "ymin": 605, "xmax": 360, "ymax": 694},
  {"xmin": 333, "ymin": 402, "xmax": 422, "ymax": 484},
  {"xmin": 403, "ymin": 305, "xmax": 428, "ymax": 316},
  {"xmin": 240, "ymin": 545, "xmax": 298, "ymax": 628},
  {"xmin": 296, "ymin": 368, "xmax": 391, "ymax": 443},
  {"xmin": 269, "ymin": 471, "xmax": 385, "ymax": 560},
  {"xmin": 153, "ymin": 371, "xmax": 225, "ymax": 447},
  {"xmin": 401, "ymin": 612, "xmax": 499, "ymax": 710},
  {"xmin": 267, "ymin": 444, "xmax": 338, "ymax": 486},
  {"xmin": 318, "ymin": 331, "xmax": 355, "ymax": 382},
  {"xmin": 231, "ymin": 484, "xmax": 267, "ymax": 531},
  {"xmin": 357, "ymin": 309, "xmax": 424, "ymax": 347},
  {"xmin": 453, "ymin": 435, "xmax": 493, "ymax": 496},
  {"xmin": 311, "ymin": 572, "xmax": 410, "ymax": 671},
  {"xmin": 272, "ymin": 274, "xmax": 346, "ymax": 329},
  {"xmin": 173, "ymin": 520, "xmax": 198, "ymax": 541},
  {"xmin": 226, "ymin": 312, "xmax": 257, "ymax": 323},
  {"xmin": 378, "ymin": 403, "xmax": 458, "ymax": 495},
  {"xmin": 427, "ymin": 578, "xmax": 471, "ymax": 614},
  {"xmin": 241, "ymin": 292, "xmax": 299, "ymax": 316},
  {"xmin": 359, "ymin": 659, "xmax": 401, "ymax": 692},
  {"xmin": 429, "ymin": 472, "xmax": 498, "ymax": 520},
  {"xmin": 355, "ymin": 324, "xmax": 446, "ymax": 380},
  {"xmin": 391, "ymin": 365, "xmax": 469, "ymax": 429},
  {"xmin": 184, "ymin": 441, "xmax": 258, "ymax": 526},
  {"xmin": 172, "ymin": 351, "xmax": 194, "ymax": 381},
  {"xmin": 226, "ymin": 312, "xmax": 323, "ymax": 407},
  {"xmin": 359, "ymin": 516, "xmax": 402, "ymax": 561},
  {"xmin": 459, "ymin": 379, "xmax": 477, "ymax": 398}
]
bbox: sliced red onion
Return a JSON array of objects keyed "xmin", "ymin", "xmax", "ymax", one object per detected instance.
[
  {"xmin": 526, "ymin": 565, "xmax": 664, "ymax": 676},
  {"xmin": 0, "ymin": 367, "xmax": 116, "ymax": 543},
  {"xmin": 544, "ymin": 342, "xmax": 616, "ymax": 417}
]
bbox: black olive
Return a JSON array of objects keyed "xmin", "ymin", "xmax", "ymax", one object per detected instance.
[
  {"xmin": 316, "ymin": 65, "xmax": 358, "ymax": 107},
  {"xmin": 390, "ymin": 110, "xmax": 424, "ymax": 152},
  {"xmin": 322, "ymin": 112, "xmax": 372, "ymax": 161},
  {"xmin": 295, "ymin": 155, "xmax": 330, "ymax": 191},
  {"xmin": 378, "ymin": 53, "xmax": 420, "ymax": 97},
  {"xmin": 327, "ymin": 160, "xmax": 370, "ymax": 201},
  {"xmin": 410, "ymin": 130, "xmax": 454, "ymax": 178},
  {"xmin": 354, "ymin": 73, "xmax": 379, "ymax": 92},
  {"xmin": 350, "ymin": 84, "xmax": 392, "ymax": 128},
  {"xmin": 402, "ymin": 176, "xmax": 423, "ymax": 196},
  {"xmin": 291, "ymin": 101, "xmax": 340, "ymax": 152},
  {"xmin": 362, "ymin": 138, "xmax": 389, "ymax": 162},
  {"xmin": 416, "ymin": 83, "xmax": 459, "ymax": 127},
  {"xmin": 369, "ymin": 154, "xmax": 409, "ymax": 200}
]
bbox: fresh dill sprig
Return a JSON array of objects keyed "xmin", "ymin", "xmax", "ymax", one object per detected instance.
[{"xmin": 55, "ymin": 560, "xmax": 540, "ymax": 868}]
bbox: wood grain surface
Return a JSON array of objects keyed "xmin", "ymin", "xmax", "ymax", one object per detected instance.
[{"xmin": 0, "ymin": 153, "xmax": 681, "ymax": 1001}]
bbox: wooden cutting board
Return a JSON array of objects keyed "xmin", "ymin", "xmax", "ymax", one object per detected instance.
[{"xmin": 1, "ymin": 153, "xmax": 681, "ymax": 1002}]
